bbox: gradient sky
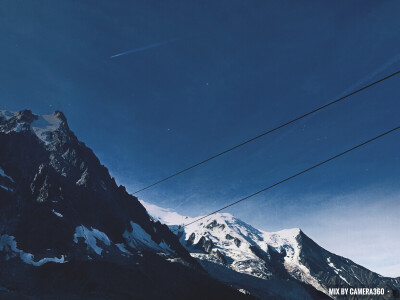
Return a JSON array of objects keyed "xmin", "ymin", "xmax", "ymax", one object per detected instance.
[{"xmin": 1, "ymin": 1, "xmax": 400, "ymax": 276}]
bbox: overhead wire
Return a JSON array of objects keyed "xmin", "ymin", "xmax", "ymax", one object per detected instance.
[
  {"xmin": 133, "ymin": 70, "xmax": 400, "ymax": 194},
  {"xmin": 178, "ymin": 125, "xmax": 400, "ymax": 229}
]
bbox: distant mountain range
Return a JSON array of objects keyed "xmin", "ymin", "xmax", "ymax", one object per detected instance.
[
  {"xmin": 0, "ymin": 110, "xmax": 398, "ymax": 299},
  {"xmin": 140, "ymin": 200, "xmax": 400, "ymax": 300}
]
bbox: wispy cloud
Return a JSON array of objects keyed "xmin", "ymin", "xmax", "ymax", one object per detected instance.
[{"xmin": 342, "ymin": 53, "xmax": 400, "ymax": 94}]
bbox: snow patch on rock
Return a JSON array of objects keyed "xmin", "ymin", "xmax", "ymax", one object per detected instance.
[
  {"xmin": 52, "ymin": 209, "xmax": 63, "ymax": 218},
  {"xmin": 31, "ymin": 114, "xmax": 62, "ymax": 144},
  {"xmin": 0, "ymin": 167, "xmax": 14, "ymax": 182},
  {"xmin": 73, "ymin": 226, "xmax": 111, "ymax": 255},
  {"xmin": 123, "ymin": 221, "xmax": 175, "ymax": 254},
  {"xmin": 116, "ymin": 243, "xmax": 131, "ymax": 255},
  {"xmin": 0, "ymin": 185, "xmax": 12, "ymax": 191},
  {"xmin": 0, "ymin": 235, "xmax": 66, "ymax": 266},
  {"xmin": 0, "ymin": 110, "xmax": 63, "ymax": 145}
]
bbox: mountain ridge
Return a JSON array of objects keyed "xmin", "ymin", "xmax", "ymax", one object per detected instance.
[
  {"xmin": 0, "ymin": 109, "xmax": 252, "ymax": 300},
  {"xmin": 141, "ymin": 200, "xmax": 400, "ymax": 300}
]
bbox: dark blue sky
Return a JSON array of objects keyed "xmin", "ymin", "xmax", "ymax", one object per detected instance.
[{"xmin": 1, "ymin": 1, "xmax": 400, "ymax": 276}]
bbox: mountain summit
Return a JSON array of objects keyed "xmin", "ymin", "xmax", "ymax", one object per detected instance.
[
  {"xmin": 0, "ymin": 110, "xmax": 251, "ymax": 300},
  {"xmin": 141, "ymin": 200, "xmax": 400, "ymax": 300}
]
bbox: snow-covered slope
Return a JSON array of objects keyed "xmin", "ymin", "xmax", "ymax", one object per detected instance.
[
  {"xmin": 141, "ymin": 200, "xmax": 400, "ymax": 300},
  {"xmin": 0, "ymin": 110, "xmax": 63, "ymax": 144}
]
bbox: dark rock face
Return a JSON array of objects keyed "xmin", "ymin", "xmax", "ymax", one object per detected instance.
[
  {"xmin": 226, "ymin": 233, "xmax": 242, "ymax": 248},
  {"xmin": 186, "ymin": 232, "xmax": 196, "ymax": 246},
  {"xmin": 186, "ymin": 232, "xmax": 214, "ymax": 254},
  {"xmin": 0, "ymin": 110, "xmax": 189, "ymax": 258},
  {"xmin": 195, "ymin": 236, "xmax": 214, "ymax": 254},
  {"xmin": 206, "ymin": 220, "xmax": 226, "ymax": 231},
  {"xmin": 213, "ymin": 249, "xmax": 227, "ymax": 264},
  {"xmin": 0, "ymin": 110, "xmax": 252, "ymax": 300}
]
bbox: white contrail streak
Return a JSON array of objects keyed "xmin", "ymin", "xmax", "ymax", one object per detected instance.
[{"xmin": 110, "ymin": 35, "xmax": 191, "ymax": 59}]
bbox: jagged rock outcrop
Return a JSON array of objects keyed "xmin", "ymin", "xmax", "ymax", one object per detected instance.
[{"xmin": 0, "ymin": 110, "xmax": 253, "ymax": 300}]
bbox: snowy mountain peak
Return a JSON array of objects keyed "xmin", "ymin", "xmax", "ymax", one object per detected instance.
[
  {"xmin": 141, "ymin": 200, "xmax": 304, "ymax": 280},
  {"xmin": 140, "ymin": 201, "xmax": 400, "ymax": 299},
  {"xmin": 140, "ymin": 200, "xmax": 237, "ymax": 228},
  {"xmin": 141, "ymin": 200, "xmax": 301, "ymax": 249},
  {"xmin": 0, "ymin": 110, "xmax": 67, "ymax": 145}
]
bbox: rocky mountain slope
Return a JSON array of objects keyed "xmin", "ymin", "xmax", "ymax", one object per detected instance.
[
  {"xmin": 0, "ymin": 110, "xmax": 252, "ymax": 300},
  {"xmin": 141, "ymin": 201, "xmax": 400, "ymax": 300}
]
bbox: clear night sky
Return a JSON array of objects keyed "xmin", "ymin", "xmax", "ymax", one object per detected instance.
[{"xmin": 1, "ymin": 1, "xmax": 400, "ymax": 276}]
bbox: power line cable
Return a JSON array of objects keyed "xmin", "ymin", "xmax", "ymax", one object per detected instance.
[
  {"xmin": 134, "ymin": 70, "xmax": 400, "ymax": 194},
  {"xmin": 179, "ymin": 125, "xmax": 400, "ymax": 229}
]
